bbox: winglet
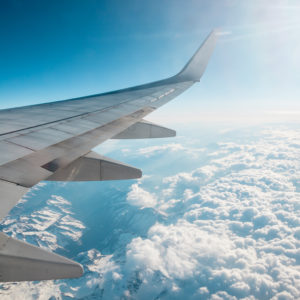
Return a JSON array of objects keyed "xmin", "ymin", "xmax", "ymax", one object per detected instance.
[{"xmin": 175, "ymin": 29, "xmax": 219, "ymax": 82}]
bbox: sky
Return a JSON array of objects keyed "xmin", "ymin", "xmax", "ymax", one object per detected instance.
[{"xmin": 0, "ymin": 0, "xmax": 300, "ymax": 123}]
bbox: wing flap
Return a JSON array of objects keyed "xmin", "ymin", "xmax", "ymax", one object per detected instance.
[
  {"xmin": 0, "ymin": 141, "xmax": 34, "ymax": 166},
  {"xmin": 7, "ymin": 128, "xmax": 73, "ymax": 151},
  {"xmin": 51, "ymin": 119, "xmax": 100, "ymax": 136}
]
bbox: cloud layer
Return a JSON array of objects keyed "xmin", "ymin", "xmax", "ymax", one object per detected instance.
[
  {"xmin": 1, "ymin": 125, "xmax": 300, "ymax": 299},
  {"xmin": 122, "ymin": 126, "xmax": 300, "ymax": 299}
]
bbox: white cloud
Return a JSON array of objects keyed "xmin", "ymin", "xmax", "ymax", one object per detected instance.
[
  {"xmin": 1, "ymin": 125, "xmax": 300, "ymax": 299},
  {"xmin": 127, "ymin": 184, "xmax": 157, "ymax": 208},
  {"xmin": 137, "ymin": 143, "xmax": 185, "ymax": 157},
  {"xmin": 120, "ymin": 125, "xmax": 300, "ymax": 299}
]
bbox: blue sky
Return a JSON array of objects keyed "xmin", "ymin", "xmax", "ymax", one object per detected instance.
[{"xmin": 0, "ymin": 0, "xmax": 299, "ymax": 122}]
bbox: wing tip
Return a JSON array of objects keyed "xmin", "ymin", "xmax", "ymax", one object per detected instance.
[{"xmin": 175, "ymin": 28, "xmax": 219, "ymax": 82}]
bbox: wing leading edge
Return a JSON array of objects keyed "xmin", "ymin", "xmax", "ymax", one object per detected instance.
[{"xmin": 0, "ymin": 30, "xmax": 218, "ymax": 282}]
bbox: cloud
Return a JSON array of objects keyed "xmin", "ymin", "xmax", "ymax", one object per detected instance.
[
  {"xmin": 119, "ymin": 125, "xmax": 300, "ymax": 299},
  {"xmin": 127, "ymin": 183, "xmax": 157, "ymax": 208},
  {"xmin": 137, "ymin": 143, "xmax": 185, "ymax": 157},
  {"xmin": 1, "ymin": 125, "xmax": 300, "ymax": 299}
]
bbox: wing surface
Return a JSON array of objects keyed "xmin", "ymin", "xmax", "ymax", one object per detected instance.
[{"xmin": 0, "ymin": 30, "xmax": 218, "ymax": 281}]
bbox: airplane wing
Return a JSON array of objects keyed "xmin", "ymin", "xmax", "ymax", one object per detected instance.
[{"xmin": 0, "ymin": 30, "xmax": 218, "ymax": 282}]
